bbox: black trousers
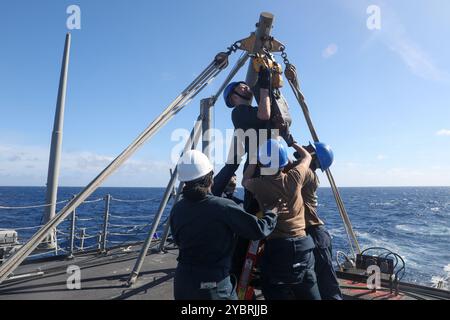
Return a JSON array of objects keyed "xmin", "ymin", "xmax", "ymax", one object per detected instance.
[
  {"xmin": 307, "ymin": 225, "xmax": 343, "ymax": 300},
  {"xmin": 212, "ymin": 163, "xmax": 260, "ymax": 290},
  {"xmin": 261, "ymin": 236, "xmax": 321, "ymax": 300},
  {"xmin": 174, "ymin": 264, "xmax": 237, "ymax": 300}
]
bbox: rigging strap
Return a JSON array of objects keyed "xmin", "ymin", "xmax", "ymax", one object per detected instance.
[
  {"xmin": 280, "ymin": 46, "xmax": 361, "ymax": 256},
  {"xmin": 0, "ymin": 44, "xmax": 237, "ymax": 284}
]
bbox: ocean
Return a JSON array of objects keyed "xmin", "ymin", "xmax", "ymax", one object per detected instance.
[{"xmin": 0, "ymin": 186, "xmax": 449, "ymax": 290}]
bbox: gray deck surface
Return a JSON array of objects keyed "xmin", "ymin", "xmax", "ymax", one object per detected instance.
[{"xmin": 0, "ymin": 242, "xmax": 178, "ymax": 300}]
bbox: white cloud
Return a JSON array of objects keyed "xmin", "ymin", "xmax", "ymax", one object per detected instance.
[
  {"xmin": 322, "ymin": 43, "xmax": 338, "ymax": 59},
  {"xmin": 436, "ymin": 129, "xmax": 450, "ymax": 136},
  {"xmin": 379, "ymin": 5, "xmax": 447, "ymax": 82},
  {"xmin": 387, "ymin": 37, "xmax": 446, "ymax": 81},
  {"xmin": 341, "ymin": 1, "xmax": 448, "ymax": 82},
  {"xmin": 0, "ymin": 143, "xmax": 171, "ymax": 187},
  {"xmin": 376, "ymin": 154, "xmax": 388, "ymax": 160},
  {"xmin": 2, "ymin": 141, "xmax": 449, "ymax": 187}
]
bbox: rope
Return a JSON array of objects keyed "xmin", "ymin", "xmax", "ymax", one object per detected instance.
[
  {"xmin": 80, "ymin": 234, "xmax": 98, "ymax": 240},
  {"xmin": 110, "ymin": 197, "xmax": 154, "ymax": 203},
  {"xmin": 109, "ymin": 214, "xmax": 152, "ymax": 220},
  {"xmin": 56, "ymin": 230, "xmax": 71, "ymax": 237},
  {"xmin": 0, "ymin": 199, "xmax": 69, "ymax": 210},
  {"xmin": 74, "ymin": 233, "xmax": 97, "ymax": 240},
  {"xmin": 108, "ymin": 223, "xmax": 150, "ymax": 229},
  {"xmin": 108, "ymin": 240, "xmax": 145, "ymax": 245},
  {"xmin": 76, "ymin": 225, "xmax": 102, "ymax": 231},
  {"xmin": 108, "ymin": 231, "xmax": 148, "ymax": 237},
  {"xmin": 75, "ymin": 217, "xmax": 96, "ymax": 222},
  {"xmin": 81, "ymin": 198, "xmax": 103, "ymax": 204}
]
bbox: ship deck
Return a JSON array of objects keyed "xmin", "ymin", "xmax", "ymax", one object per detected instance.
[
  {"xmin": 0, "ymin": 242, "xmax": 177, "ymax": 300},
  {"xmin": 0, "ymin": 241, "xmax": 448, "ymax": 300}
]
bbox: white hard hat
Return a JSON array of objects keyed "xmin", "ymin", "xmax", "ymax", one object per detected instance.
[{"xmin": 177, "ymin": 150, "xmax": 213, "ymax": 182}]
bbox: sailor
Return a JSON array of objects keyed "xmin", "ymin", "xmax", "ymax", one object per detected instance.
[
  {"xmin": 211, "ymin": 67, "xmax": 274, "ymax": 207},
  {"xmin": 295, "ymin": 142, "xmax": 344, "ymax": 300},
  {"xmin": 170, "ymin": 150, "xmax": 280, "ymax": 300},
  {"xmin": 242, "ymin": 139, "xmax": 321, "ymax": 300},
  {"xmin": 211, "ymin": 67, "xmax": 276, "ymax": 286},
  {"xmin": 214, "ymin": 65, "xmax": 295, "ymax": 208}
]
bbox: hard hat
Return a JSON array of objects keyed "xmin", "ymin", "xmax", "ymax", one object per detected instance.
[
  {"xmin": 313, "ymin": 142, "xmax": 334, "ymax": 171},
  {"xmin": 177, "ymin": 150, "xmax": 213, "ymax": 182},
  {"xmin": 258, "ymin": 139, "xmax": 289, "ymax": 170},
  {"xmin": 223, "ymin": 81, "xmax": 246, "ymax": 108}
]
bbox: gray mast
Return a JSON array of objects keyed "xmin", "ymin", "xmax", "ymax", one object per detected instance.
[
  {"xmin": 42, "ymin": 33, "xmax": 71, "ymax": 249},
  {"xmin": 245, "ymin": 12, "xmax": 274, "ymax": 87}
]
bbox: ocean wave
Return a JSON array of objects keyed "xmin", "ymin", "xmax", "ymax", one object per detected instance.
[
  {"xmin": 430, "ymin": 264, "xmax": 450, "ymax": 291},
  {"xmin": 431, "ymin": 276, "xmax": 449, "ymax": 290},
  {"xmin": 395, "ymin": 224, "xmax": 450, "ymax": 237},
  {"xmin": 445, "ymin": 264, "xmax": 450, "ymax": 273},
  {"xmin": 369, "ymin": 201, "xmax": 397, "ymax": 207}
]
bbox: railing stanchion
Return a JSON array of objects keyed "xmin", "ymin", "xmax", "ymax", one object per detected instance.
[
  {"xmin": 97, "ymin": 234, "xmax": 102, "ymax": 252},
  {"xmin": 101, "ymin": 194, "xmax": 111, "ymax": 253},
  {"xmin": 68, "ymin": 195, "xmax": 76, "ymax": 259},
  {"xmin": 158, "ymin": 181, "xmax": 184, "ymax": 252},
  {"xmin": 79, "ymin": 228, "xmax": 86, "ymax": 251}
]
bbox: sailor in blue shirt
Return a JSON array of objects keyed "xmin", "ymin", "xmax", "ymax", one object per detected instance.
[{"xmin": 170, "ymin": 150, "xmax": 279, "ymax": 300}]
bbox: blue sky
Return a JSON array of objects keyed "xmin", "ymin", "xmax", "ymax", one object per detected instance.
[{"xmin": 1, "ymin": 0, "xmax": 449, "ymax": 187}]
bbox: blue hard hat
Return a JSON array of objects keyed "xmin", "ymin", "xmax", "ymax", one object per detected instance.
[
  {"xmin": 258, "ymin": 139, "xmax": 289, "ymax": 170},
  {"xmin": 223, "ymin": 81, "xmax": 246, "ymax": 108},
  {"xmin": 314, "ymin": 142, "xmax": 334, "ymax": 171}
]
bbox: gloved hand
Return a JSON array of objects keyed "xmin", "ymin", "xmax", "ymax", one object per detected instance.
[
  {"xmin": 285, "ymin": 134, "xmax": 297, "ymax": 147},
  {"xmin": 257, "ymin": 67, "xmax": 271, "ymax": 90}
]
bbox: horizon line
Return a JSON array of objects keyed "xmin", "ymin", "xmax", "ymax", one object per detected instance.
[{"xmin": 1, "ymin": 185, "xmax": 450, "ymax": 189}]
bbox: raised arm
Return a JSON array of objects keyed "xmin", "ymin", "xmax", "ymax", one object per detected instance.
[
  {"xmin": 257, "ymin": 88, "xmax": 271, "ymax": 121},
  {"xmin": 256, "ymin": 68, "xmax": 271, "ymax": 121},
  {"xmin": 291, "ymin": 143, "xmax": 312, "ymax": 172},
  {"xmin": 222, "ymin": 200, "xmax": 278, "ymax": 240}
]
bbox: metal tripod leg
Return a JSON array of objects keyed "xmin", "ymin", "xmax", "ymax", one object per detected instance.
[
  {"xmin": 127, "ymin": 118, "xmax": 203, "ymax": 286},
  {"xmin": 285, "ymin": 72, "xmax": 361, "ymax": 256},
  {"xmin": 0, "ymin": 51, "xmax": 229, "ymax": 284},
  {"xmin": 157, "ymin": 181, "xmax": 184, "ymax": 253}
]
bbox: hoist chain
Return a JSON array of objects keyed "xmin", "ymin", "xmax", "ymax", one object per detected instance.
[
  {"xmin": 280, "ymin": 45, "xmax": 291, "ymax": 65},
  {"xmin": 271, "ymin": 44, "xmax": 362, "ymax": 257},
  {"xmin": 226, "ymin": 40, "xmax": 241, "ymax": 55}
]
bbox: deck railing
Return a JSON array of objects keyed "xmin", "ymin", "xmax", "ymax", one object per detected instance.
[{"xmin": 0, "ymin": 193, "xmax": 172, "ymax": 262}]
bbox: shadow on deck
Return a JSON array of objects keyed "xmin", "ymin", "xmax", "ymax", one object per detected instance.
[
  {"xmin": 1, "ymin": 242, "xmax": 448, "ymax": 300},
  {"xmin": 0, "ymin": 242, "xmax": 178, "ymax": 300}
]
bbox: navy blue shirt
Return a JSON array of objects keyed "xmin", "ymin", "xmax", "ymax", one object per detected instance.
[
  {"xmin": 170, "ymin": 194, "xmax": 277, "ymax": 272},
  {"xmin": 232, "ymin": 104, "xmax": 269, "ymax": 132},
  {"xmin": 211, "ymin": 105, "xmax": 271, "ymax": 199},
  {"xmin": 232, "ymin": 104, "xmax": 271, "ymax": 156}
]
